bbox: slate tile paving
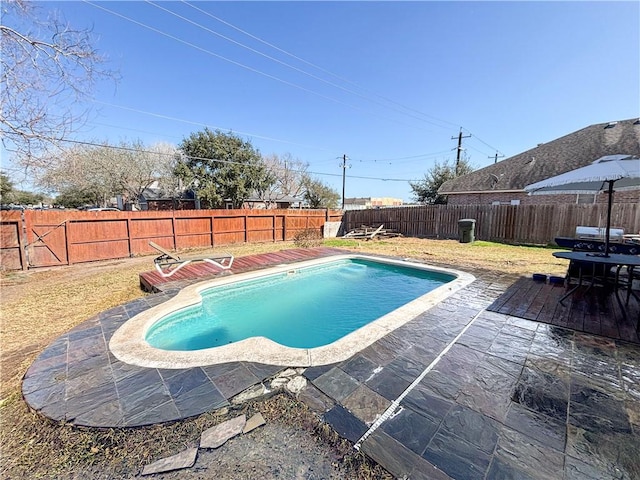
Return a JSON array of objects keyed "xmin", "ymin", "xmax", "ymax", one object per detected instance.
[
  {"xmin": 21, "ymin": 256, "xmax": 640, "ymax": 479},
  {"xmin": 492, "ymin": 426, "xmax": 565, "ymax": 480},
  {"xmin": 322, "ymin": 404, "xmax": 367, "ymax": 443},
  {"xmin": 365, "ymin": 364, "xmax": 413, "ymax": 400},
  {"xmin": 208, "ymin": 364, "xmax": 260, "ymax": 399},
  {"xmin": 312, "ymin": 367, "xmax": 359, "ymax": 402},
  {"xmin": 456, "ymin": 383, "xmax": 512, "ymax": 423},
  {"xmin": 341, "ymin": 384, "xmax": 391, "ymax": 426},
  {"xmin": 503, "ymin": 402, "xmax": 567, "ymax": 451},
  {"xmin": 300, "ymin": 363, "xmax": 335, "ymax": 381},
  {"xmin": 362, "ymin": 429, "xmax": 454, "ymax": 480},
  {"xmin": 422, "ymin": 430, "xmax": 493, "ymax": 480},
  {"xmin": 485, "ymin": 456, "xmax": 538, "ymax": 480},
  {"xmin": 512, "ymin": 363, "xmax": 570, "ymax": 422},
  {"xmin": 380, "ymin": 406, "xmax": 439, "ymax": 455},
  {"xmin": 358, "ymin": 340, "xmax": 397, "ymax": 366},
  {"xmin": 339, "ymin": 354, "xmax": 379, "ymax": 383},
  {"xmin": 400, "ymin": 383, "xmax": 454, "ymax": 423},
  {"xmin": 296, "ymin": 384, "xmax": 335, "ymax": 413}
]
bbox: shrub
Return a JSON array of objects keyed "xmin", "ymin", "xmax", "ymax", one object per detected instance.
[{"xmin": 293, "ymin": 228, "xmax": 323, "ymax": 248}]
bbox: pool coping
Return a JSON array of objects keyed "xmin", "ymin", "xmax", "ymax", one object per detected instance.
[{"xmin": 110, "ymin": 254, "xmax": 475, "ymax": 369}]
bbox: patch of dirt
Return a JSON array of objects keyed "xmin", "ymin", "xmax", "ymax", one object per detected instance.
[
  {"xmin": 1, "ymin": 393, "xmax": 391, "ymax": 480},
  {"xmin": 132, "ymin": 423, "xmax": 355, "ymax": 480}
]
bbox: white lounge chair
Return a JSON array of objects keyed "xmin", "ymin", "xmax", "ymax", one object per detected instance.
[{"xmin": 149, "ymin": 241, "xmax": 234, "ymax": 278}]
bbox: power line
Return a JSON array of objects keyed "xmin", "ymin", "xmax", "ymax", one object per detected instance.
[
  {"xmin": 91, "ymin": 100, "xmax": 338, "ymax": 153},
  {"xmin": 148, "ymin": 1, "xmax": 443, "ymax": 130},
  {"xmin": 48, "ymin": 137, "xmax": 422, "ymax": 183},
  {"xmin": 85, "ymin": 1, "xmax": 505, "ymax": 165},
  {"xmin": 461, "ymin": 127, "xmax": 504, "ymax": 157},
  {"xmin": 352, "ymin": 149, "xmax": 452, "ymax": 164},
  {"xmin": 181, "ymin": 1, "xmax": 458, "ymax": 132},
  {"xmin": 465, "ymin": 144, "xmax": 493, "ymax": 158},
  {"xmin": 67, "ymin": 106, "xmax": 451, "ymax": 174},
  {"xmin": 83, "ymin": 1, "xmax": 506, "ymax": 170},
  {"xmin": 85, "ymin": 1, "xmax": 432, "ymax": 133}
]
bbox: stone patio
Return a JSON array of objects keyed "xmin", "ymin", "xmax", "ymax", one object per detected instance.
[{"xmin": 21, "ymin": 252, "xmax": 640, "ymax": 479}]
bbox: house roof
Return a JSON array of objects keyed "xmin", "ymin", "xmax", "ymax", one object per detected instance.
[
  {"xmin": 244, "ymin": 192, "xmax": 303, "ymax": 203},
  {"xmin": 439, "ymin": 118, "xmax": 640, "ymax": 194},
  {"xmin": 140, "ymin": 188, "xmax": 195, "ymax": 201}
]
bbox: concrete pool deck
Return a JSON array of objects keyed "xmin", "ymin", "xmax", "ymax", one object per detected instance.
[{"xmin": 22, "ymin": 252, "xmax": 640, "ymax": 479}]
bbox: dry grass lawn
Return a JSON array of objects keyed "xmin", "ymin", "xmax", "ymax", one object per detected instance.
[{"xmin": 0, "ymin": 238, "xmax": 568, "ymax": 478}]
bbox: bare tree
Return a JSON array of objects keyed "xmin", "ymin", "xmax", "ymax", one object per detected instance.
[
  {"xmin": 261, "ymin": 153, "xmax": 309, "ymax": 206},
  {"xmin": 38, "ymin": 140, "xmax": 179, "ymax": 209},
  {"xmin": 152, "ymin": 142, "xmax": 183, "ymax": 197},
  {"xmin": 1, "ymin": 0, "xmax": 116, "ymax": 172},
  {"xmin": 38, "ymin": 142, "xmax": 115, "ymax": 206}
]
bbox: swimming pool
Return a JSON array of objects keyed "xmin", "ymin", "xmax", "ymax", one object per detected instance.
[
  {"xmin": 146, "ymin": 259, "xmax": 454, "ymax": 351},
  {"xmin": 110, "ymin": 255, "xmax": 475, "ymax": 368}
]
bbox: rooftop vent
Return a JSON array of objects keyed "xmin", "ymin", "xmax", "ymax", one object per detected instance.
[{"xmin": 605, "ymin": 121, "xmax": 618, "ymax": 129}]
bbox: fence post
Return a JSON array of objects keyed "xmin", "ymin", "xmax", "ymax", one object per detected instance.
[
  {"xmin": 19, "ymin": 211, "xmax": 28, "ymax": 270},
  {"xmin": 210, "ymin": 213, "xmax": 215, "ymax": 247},
  {"xmin": 126, "ymin": 217, "xmax": 133, "ymax": 257},
  {"xmin": 171, "ymin": 211, "xmax": 177, "ymax": 249},
  {"xmin": 283, "ymin": 213, "xmax": 287, "ymax": 241},
  {"xmin": 64, "ymin": 220, "xmax": 72, "ymax": 265},
  {"xmin": 272, "ymin": 213, "xmax": 276, "ymax": 242}
]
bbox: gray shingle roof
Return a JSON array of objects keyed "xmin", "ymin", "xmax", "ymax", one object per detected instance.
[{"xmin": 439, "ymin": 118, "xmax": 640, "ymax": 194}]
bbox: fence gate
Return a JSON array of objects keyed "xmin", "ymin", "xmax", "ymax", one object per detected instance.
[
  {"xmin": 24, "ymin": 210, "xmax": 70, "ymax": 268},
  {"xmin": 0, "ymin": 211, "xmax": 26, "ymax": 270}
]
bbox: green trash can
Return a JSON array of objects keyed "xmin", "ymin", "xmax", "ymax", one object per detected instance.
[{"xmin": 458, "ymin": 218, "xmax": 476, "ymax": 243}]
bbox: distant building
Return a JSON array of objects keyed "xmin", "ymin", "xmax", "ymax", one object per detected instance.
[
  {"xmin": 136, "ymin": 187, "xmax": 198, "ymax": 211},
  {"xmin": 343, "ymin": 197, "xmax": 403, "ymax": 210},
  {"xmin": 438, "ymin": 118, "xmax": 640, "ymax": 206},
  {"xmin": 241, "ymin": 192, "xmax": 303, "ymax": 209}
]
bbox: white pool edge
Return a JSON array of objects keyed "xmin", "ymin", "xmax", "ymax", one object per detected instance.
[{"xmin": 109, "ymin": 254, "xmax": 475, "ymax": 369}]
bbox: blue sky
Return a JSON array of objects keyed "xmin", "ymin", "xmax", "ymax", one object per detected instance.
[{"xmin": 21, "ymin": 1, "xmax": 640, "ymax": 201}]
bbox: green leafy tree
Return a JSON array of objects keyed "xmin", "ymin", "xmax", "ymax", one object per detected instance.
[
  {"xmin": 0, "ymin": 171, "xmax": 15, "ymax": 202},
  {"xmin": 11, "ymin": 189, "xmax": 45, "ymax": 205},
  {"xmin": 54, "ymin": 187, "xmax": 99, "ymax": 208},
  {"xmin": 410, "ymin": 157, "xmax": 474, "ymax": 204},
  {"xmin": 303, "ymin": 177, "xmax": 340, "ymax": 209},
  {"xmin": 176, "ymin": 129, "xmax": 274, "ymax": 208}
]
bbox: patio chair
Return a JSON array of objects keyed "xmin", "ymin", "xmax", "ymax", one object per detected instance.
[
  {"xmin": 616, "ymin": 265, "xmax": 640, "ymax": 305},
  {"xmin": 149, "ymin": 241, "xmax": 234, "ymax": 278}
]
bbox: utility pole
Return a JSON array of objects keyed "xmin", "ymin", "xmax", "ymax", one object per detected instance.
[
  {"xmin": 340, "ymin": 154, "xmax": 350, "ymax": 209},
  {"xmin": 451, "ymin": 128, "xmax": 471, "ymax": 175},
  {"xmin": 489, "ymin": 151, "xmax": 505, "ymax": 164}
]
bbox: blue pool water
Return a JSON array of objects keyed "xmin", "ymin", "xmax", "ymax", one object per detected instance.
[{"xmin": 146, "ymin": 259, "xmax": 454, "ymax": 351}]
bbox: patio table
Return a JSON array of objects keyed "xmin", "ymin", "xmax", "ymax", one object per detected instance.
[{"xmin": 553, "ymin": 251, "xmax": 640, "ymax": 325}]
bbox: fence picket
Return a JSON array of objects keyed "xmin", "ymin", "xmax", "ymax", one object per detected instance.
[
  {"xmin": 344, "ymin": 203, "xmax": 639, "ymax": 245},
  {"xmin": 2, "ymin": 203, "xmax": 639, "ymax": 271}
]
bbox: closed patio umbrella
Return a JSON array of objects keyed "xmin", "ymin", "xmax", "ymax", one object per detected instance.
[{"xmin": 524, "ymin": 154, "xmax": 640, "ymax": 257}]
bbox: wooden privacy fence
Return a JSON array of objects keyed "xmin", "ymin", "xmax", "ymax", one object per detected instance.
[
  {"xmin": 0, "ymin": 208, "xmax": 342, "ymax": 271},
  {"xmin": 343, "ymin": 203, "xmax": 640, "ymax": 246},
  {"xmin": 3, "ymin": 204, "xmax": 639, "ymax": 271}
]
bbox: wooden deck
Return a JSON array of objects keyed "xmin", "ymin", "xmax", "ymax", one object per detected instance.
[
  {"xmin": 487, "ymin": 277, "xmax": 640, "ymax": 343},
  {"xmin": 139, "ymin": 247, "xmax": 347, "ymax": 292}
]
